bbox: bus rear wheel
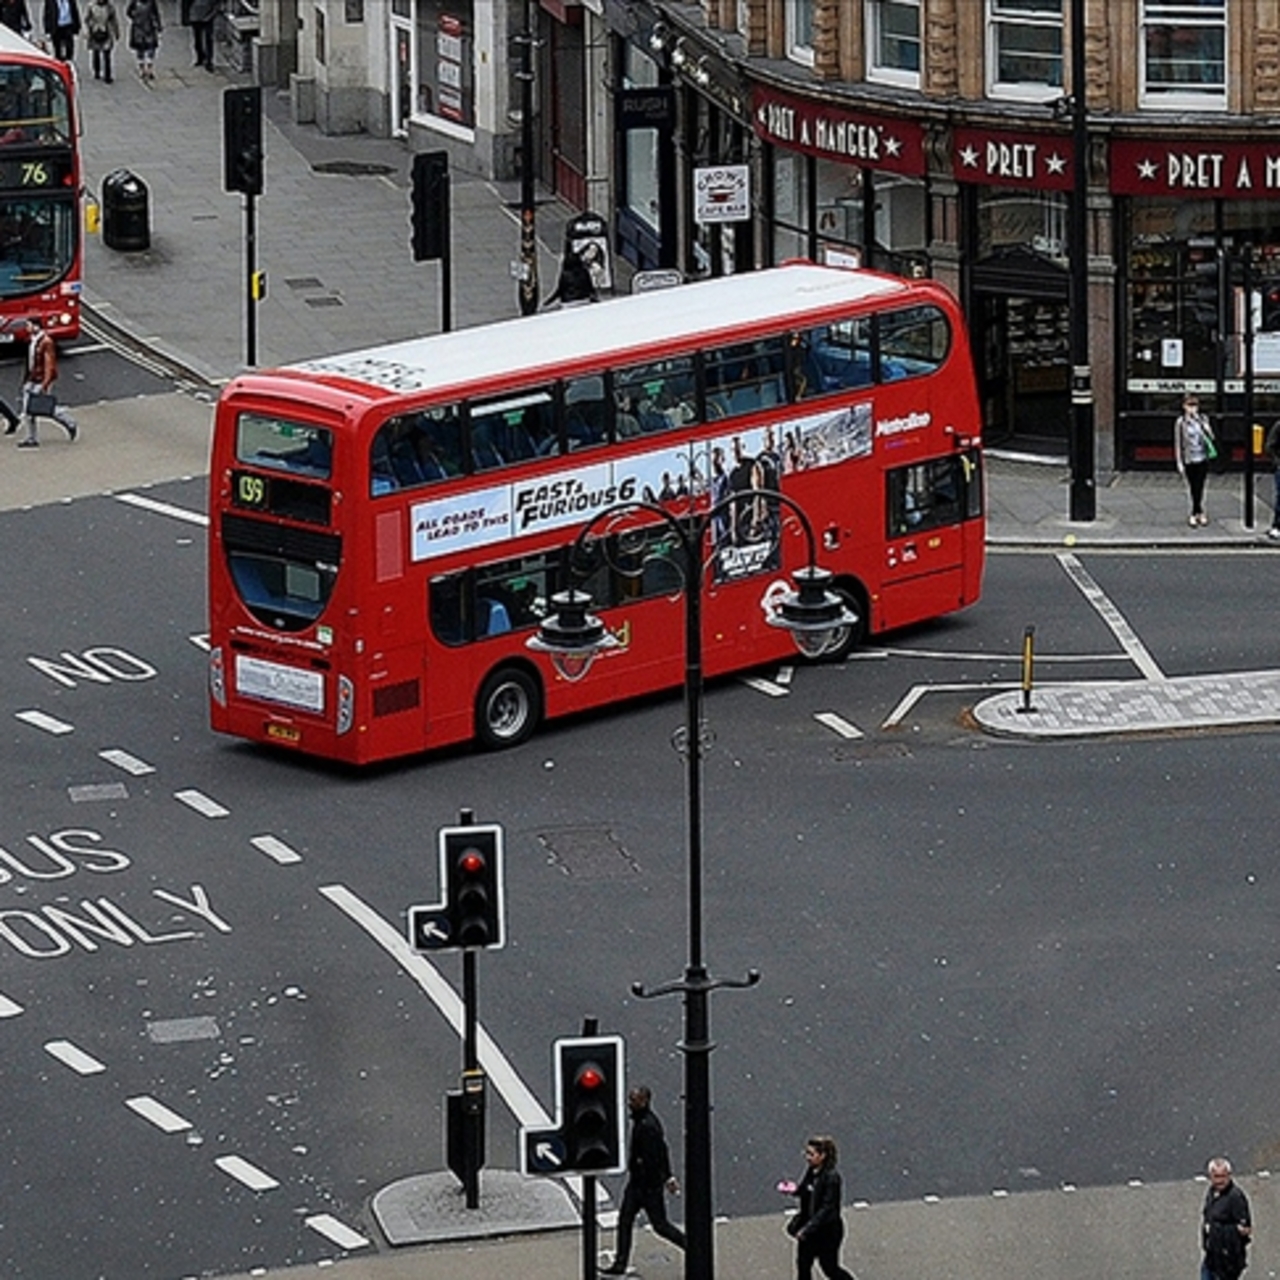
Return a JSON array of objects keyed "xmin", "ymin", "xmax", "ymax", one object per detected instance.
[
  {"xmin": 476, "ymin": 666, "xmax": 542, "ymax": 750},
  {"xmin": 816, "ymin": 583, "xmax": 868, "ymax": 662}
]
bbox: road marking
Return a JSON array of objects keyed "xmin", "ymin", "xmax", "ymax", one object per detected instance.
[
  {"xmin": 69, "ymin": 782, "xmax": 130, "ymax": 803},
  {"xmin": 44, "ymin": 1040, "xmax": 106, "ymax": 1075},
  {"xmin": 882, "ymin": 681, "xmax": 1018, "ymax": 729},
  {"xmin": 1056, "ymin": 552, "xmax": 1165, "ymax": 680},
  {"xmin": 189, "ymin": 633, "xmax": 211, "ymax": 652},
  {"xmin": 174, "ymin": 789, "xmax": 229, "ymax": 818},
  {"xmin": 15, "ymin": 709, "xmax": 74, "ymax": 735},
  {"xmin": 740, "ymin": 676, "xmax": 789, "ymax": 697},
  {"xmin": 125, "ymin": 1095, "xmax": 193, "ymax": 1133},
  {"xmin": 305, "ymin": 1214, "xmax": 371, "ymax": 1250},
  {"xmin": 877, "ymin": 645, "xmax": 1131, "ymax": 665},
  {"xmin": 214, "ymin": 1154, "xmax": 280, "ymax": 1192},
  {"xmin": 114, "ymin": 492, "xmax": 210, "ymax": 527},
  {"xmin": 0, "ymin": 992, "xmax": 23, "ymax": 1018},
  {"xmin": 775, "ymin": 665, "xmax": 794, "ymax": 686},
  {"xmin": 100, "ymin": 748, "xmax": 156, "ymax": 775},
  {"xmin": 250, "ymin": 834, "xmax": 302, "ymax": 865},
  {"xmin": 814, "ymin": 711, "xmax": 864, "ymax": 739}
]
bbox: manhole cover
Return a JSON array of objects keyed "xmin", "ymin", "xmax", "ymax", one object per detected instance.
[
  {"xmin": 538, "ymin": 827, "xmax": 639, "ymax": 879},
  {"xmin": 285, "ymin": 276, "xmax": 325, "ymax": 291},
  {"xmin": 312, "ymin": 159, "xmax": 396, "ymax": 177},
  {"xmin": 305, "ymin": 295, "xmax": 344, "ymax": 308}
]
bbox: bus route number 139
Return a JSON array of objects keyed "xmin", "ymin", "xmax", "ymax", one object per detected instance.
[{"xmin": 234, "ymin": 471, "xmax": 268, "ymax": 509}]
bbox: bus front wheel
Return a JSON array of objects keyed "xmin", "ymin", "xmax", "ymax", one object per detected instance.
[
  {"xmin": 476, "ymin": 666, "xmax": 542, "ymax": 750},
  {"xmin": 816, "ymin": 583, "xmax": 869, "ymax": 662}
]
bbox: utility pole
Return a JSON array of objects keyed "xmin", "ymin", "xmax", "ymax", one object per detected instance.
[
  {"xmin": 1068, "ymin": 0, "xmax": 1096, "ymax": 521},
  {"xmin": 516, "ymin": 0, "xmax": 539, "ymax": 316}
]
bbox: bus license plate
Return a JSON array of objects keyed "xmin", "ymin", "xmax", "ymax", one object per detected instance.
[{"xmin": 265, "ymin": 722, "xmax": 301, "ymax": 744}]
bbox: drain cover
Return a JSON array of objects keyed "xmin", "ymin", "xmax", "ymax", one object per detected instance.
[{"xmin": 312, "ymin": 159, "xmax": 396, "ymax": 177}]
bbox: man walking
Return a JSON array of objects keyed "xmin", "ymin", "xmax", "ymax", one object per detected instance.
[
  {"xmin": 1202, "ymin": 1156, "xmax": 1252, "ymax": 1280},
  {"xmin": 17, "ymin": 316, "xmax": 76, "ymax": 448},
  {"xmin": 601, "ymin": 1086, "xmax": 685, "ymax": 1275}
]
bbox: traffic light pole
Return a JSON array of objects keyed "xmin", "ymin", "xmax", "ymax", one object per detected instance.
[
  {"xmin": 244, "ymin": 190, "xmax": 257, "ymax": 368},
  {"xmin": 457, "ymin": 807, "xmax": 482, "ymax": 1209}
]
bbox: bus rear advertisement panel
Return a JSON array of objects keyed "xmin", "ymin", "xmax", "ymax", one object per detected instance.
[{"xmin": 207, "ymin": 263, "xmax": 985, "ymax": 765}]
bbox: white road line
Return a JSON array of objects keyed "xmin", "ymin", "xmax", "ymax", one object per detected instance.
[
  {"xmin": 214, "ymin": 1154, "xmax": 280, "ymax": 1192},
  {"xmin": 44, "ymin": 1040, "xmax": 107, "ymax": 1075},
  {"xmin": 114, "ymin": 492, "xmax": 210, "ymax": 527},
  {"xmin": 775, "ymin": 665, "xmax": 794, "ymax": 686},
  {"xmin": 740, "ymin": 676, "xmax": 789, "ymax": 698},
  {"xmin": 814, "ymin": 711, "xmax": 864, "ymax": 739},
  {"xmin": 174, "ymin": 788, "xmax": 230, "ymax": 818},
  {"xmin": 1056, "ymin": 552, "xmax": 1165, "ymax": 681},
  {"xmin": 877, "ymin": 645, "xmax": 1132, "ymax": 665},
  {"xmin": 99, "ymin": 748, "xmax": 156, "ymax": 776},
  {"xmin": 0, "ymin": 992, "xmax": 24, "ymax": 1018},
  {"xmin": 319, "ymin": 884, "xmax": 549, "ymax": 1130},
  {"xmin": 125, "ymin": 1095, "xmax": 193, "ymax": 1133},
  {"xmin": 189, "ymin": 633, "xmax": 211, "ymax": 652},
  {"xmin": 305, "ymin": 1214, "xmax": 371, "ymax": 1250},
  {"xmin": 250, "ymin": 834, "xmax": 302, "ymax": 865},
  {"xmin": 15, "ymin": 709, "xmax": 74, "ymax": 735},
  {"xmin": 882, "ymin": 681, "xmax": 1018, "ymax": 729}
]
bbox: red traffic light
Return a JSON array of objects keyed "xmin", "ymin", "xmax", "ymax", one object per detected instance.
[
  {"xmin": 576, "ymin": 1063, "xmax": 605, "ymax": 1090},
  {"xmin": 459, "ymin": 849, "xmax": 486, "ymax": 875}
]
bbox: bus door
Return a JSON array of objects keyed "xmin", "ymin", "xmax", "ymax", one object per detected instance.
[{"xmin": 880, "ymin": 451, "xmax": 981, "ymax": 630}]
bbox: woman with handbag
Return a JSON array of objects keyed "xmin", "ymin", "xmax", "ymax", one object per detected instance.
[
  {"xmin": 1174, "ymin": 393, "xmax": 1216, "ymax": 527},
  {"xmin": 16, "ymin": 316, "xmax": 76, "ymax": 449},
  {"xmin": 781, "ymin": 1136, "xmax": 857, "ymax": 1280}
]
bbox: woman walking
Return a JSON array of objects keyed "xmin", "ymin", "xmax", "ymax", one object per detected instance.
[
  {"xmin": 1174, "ymin": 393, "xmax": 1216, "ymax": 527},
  {"xmin": 126, "ymin": 0, "xmax": 160, "ymax": 81},
  {"xmin": 782, "ymin": 1135, "xmax": 856, "ymax": 1280},
  {"xmin": 84, "ymin": 0, "xmax": 119, "ymax": 82}
]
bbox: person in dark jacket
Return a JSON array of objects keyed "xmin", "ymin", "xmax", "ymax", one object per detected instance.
[
  {"xmin": 601, "ymin": 1086, "xmax": 685, "ymax": 1275},
  {"xmin": 42, "ymin": 0, "xmax": 80, "ymax": 61},
  {"xmin": 784, "ymin": 1135, "xmax": 856, "ymax": 1280},
  {"xmin": 1203, "ymin": 1156, "xmax": 1252, "ymax": 1280}
]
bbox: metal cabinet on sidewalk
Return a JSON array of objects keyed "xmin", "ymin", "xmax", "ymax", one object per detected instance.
[{"xmin": 101, "ymin": 169, "xmax": 150, "ymax": 252}]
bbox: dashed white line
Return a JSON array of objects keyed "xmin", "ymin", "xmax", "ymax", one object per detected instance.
[
  {"xmin": 174, "ymin": 789, "xmax": 230, "ymax": 818},
  {"xmin": 814, "ymin": 711, "xmax": 864, "ymax": 740},
  {"xmin": 305, "ymin": 1214, "xmax": 371, "ymax": 1250},
  {"xmin": 740, "ymin": 676, "xmax": 789, "ymax": 698},
  {"xmin": 125, "ymin": 1095, "xmax": 193, "ymax": 1134},
  {"xmin": 114, "ymin": 492, "xmax": 210, "ymax": 527},
  {"xmin": 214, "ymin": 1154, "xmax": 280, "ymax": 1192},
  {"xmin": 15, "ymin": 709, "xmax": 74, "ymax": 735},
  {"xmin": 99, "ymin": 748, "xmax": 156, "ymax": 776},
  {"xmin": 44, "ymin": 1040, "xmax": 106, "ymax": 1075},
  {"xmin": 0, "ymin": 992, "xmax": 24, "ymax": 1018},
  {"xmin": 250, "ymin": 835, "xmax": 303, "ymax": 865}
]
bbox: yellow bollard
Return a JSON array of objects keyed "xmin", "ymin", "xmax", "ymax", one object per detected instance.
[
  {"xmin": 84, "ymin": 200, "xmax": 100, "ymax": 235},
  {"xmin": 1254, "ymin": 422, "xmax": 1266, "ymax": 457}
]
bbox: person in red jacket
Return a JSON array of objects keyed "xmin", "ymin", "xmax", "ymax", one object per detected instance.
[{"xmin": 16, "ymin": 316, "xmax": 77, "ymax": 448}]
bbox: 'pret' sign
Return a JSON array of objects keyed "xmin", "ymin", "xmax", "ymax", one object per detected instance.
[
  {"xmin": 1111, "ymin": 139, "xmax": 1280, "ymax": 198},
  {"xmin": 952, "ymin": 126, "xmax": 1073, "ymax": 191}
]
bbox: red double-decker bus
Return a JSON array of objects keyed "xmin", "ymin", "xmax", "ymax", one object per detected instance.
[
  {"xmin": 208, "ymin": 263, "xmax": 985, "ymax": 765},
  {"xmin": 0, "ymin": 28, "xmax": 81, "ymax": 342}
]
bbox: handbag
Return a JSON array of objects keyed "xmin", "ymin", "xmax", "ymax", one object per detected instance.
[
  {"xmin": 1204, "ymin": 432, "xmax": 1218, "ymax": 461},
  {"xmin": 26, "ymin": 392, "xmax": 56, "ymax": 417}
]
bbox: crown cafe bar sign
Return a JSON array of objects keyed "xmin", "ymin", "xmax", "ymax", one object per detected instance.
[
  {"xmin": 751, "ymin": 85, "xmax": 925, "ymax": 177},
  {"xmin": 1111, "ymin": 138, "xmax": 1280, "ymax": 198}
]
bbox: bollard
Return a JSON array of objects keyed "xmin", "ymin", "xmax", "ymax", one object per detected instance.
[{"xmin": 1017, "ymin": 625, "xmax": 1036, "ymax": 714}]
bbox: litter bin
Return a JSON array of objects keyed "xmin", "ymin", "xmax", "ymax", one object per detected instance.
[{"xmin": 101, "ymin": 169, "xmax": 150, "ymax": 252}]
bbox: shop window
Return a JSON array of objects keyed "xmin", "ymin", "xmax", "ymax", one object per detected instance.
[
  {"xmin": 987, "ymin": 0, "xmax": 1063, "ymax": 100},
  {"xmin": 1140, "ymin": 0, "xmax": 1226, "ymax": 110},
  {"xmin": 786, "ymin": 0, "xmax": 814, "ymax": 67},
  {"xmin": 414, "ymin": 0, "xmax": 475, "ymax": 130},
  {"xmin": 866, "ymin": 0, "xmax": 920, "ymax": 89}
]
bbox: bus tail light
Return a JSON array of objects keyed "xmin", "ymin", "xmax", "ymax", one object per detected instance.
[
  {"xmin": 209, "ymin": 647, "xmax": 226, "ymax": 706},
  {"xmin": 336, "ymin": 675, "xmax": 354, "ymax": 735}
]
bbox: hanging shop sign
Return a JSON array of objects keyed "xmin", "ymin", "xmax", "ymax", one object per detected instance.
[
  {"xmin": 751, "ymin": 86, "xmax": 925, "ymax": 177},
  {"xmin": 952, "ymin": 125, "xmax": 1073, "ymax": 191},
  {"xmin": 1111, "ymin": 138, "xmax": 1280, "ymax": 198}
]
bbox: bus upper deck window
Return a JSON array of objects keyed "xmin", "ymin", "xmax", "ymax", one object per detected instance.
[
  {"xmin": 237, "ymin": 412, "xmax": 333, "ymax": 480},
  {"xmin": 792, "ymin": 319, "xmax": 873, "ymax": 400},
  {"xmin": 878, "ymin": 306, "xmax": 950, "ymax": 381}
]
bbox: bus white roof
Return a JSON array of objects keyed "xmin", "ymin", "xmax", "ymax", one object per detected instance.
[
  {"xmin": 287, "ymin": 263, "xmax": 915, "ymax": 399},
  {"xmin": 0, "ymin": 25, "xmax": 53, "ymax": 58}
]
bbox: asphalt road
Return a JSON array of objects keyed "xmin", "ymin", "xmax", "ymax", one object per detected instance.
[{"xmin": 5, "ymin": 487, "xmax": 1280, "ymax": 1278}]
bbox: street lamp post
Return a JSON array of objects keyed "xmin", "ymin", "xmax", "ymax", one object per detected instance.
[
  {"xmin": 529, "ymin": 494, "xmax": 853, "ymax": 1280},
  {"xmin": 1068, "ymin": 0, "xmax": 1096, "ymax": 521},
  {"xmin": 516, "ymin": 0, "xmax": 539, "ymax": 316}
]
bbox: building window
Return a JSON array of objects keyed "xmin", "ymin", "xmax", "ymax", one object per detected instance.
[
  {"xmin": 786, "ymin": 0, "xmax": 814, "ymax": 67},
  {"xmin": 988, "ymin": 0, "xmax": 1062, "ymax": 100},
  {"xmin": 1140, "ymin": 0, "xmax": 1226, "ymax": 110},
  {"xmin": 866, "ymin": 0, "xmax": 920, "ymax": 88}
]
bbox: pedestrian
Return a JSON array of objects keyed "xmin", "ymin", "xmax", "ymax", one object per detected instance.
[
  {"xmin": 0, "ymin": 0, "xmax": 32, "ymax": 36},
  {"xmin": 1202, "ymin": 1156, "xmax": 1252, "ymax": 1280},
  {"xmin": 1265, "ymin": 418, "xmax": 1280, "ymax": 541},
  {"xmin": 601, "ymin": 1086, "xmax": 685, "ymax": 1275},
  {"xmin": 17, "ymin": 316, "xmax": 76, "ymax": 448},
  {"xmin": 125, "ymin": 0, "xmax": 160, "ymax": 81},
  {"xmin": 83, "ymin": 0, "xmax": 119, "ymax": 82},
  {"xmin": 186, "ymin": 0, "xmax": 217, "ymax": 69},
  {"xmin": 781, "ymin": 1135, "xmax": 856, "ymax": 1280},
  {"xmin": 1174, "ymin": 393, "xmax": 1216, "ymax": 527},
  {"xmin": 42, "ymin": 0, "xmax": 80, "ymax": 60}
]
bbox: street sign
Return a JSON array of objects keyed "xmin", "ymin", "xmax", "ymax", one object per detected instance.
[
  {"xmin": 521, "ymin": 1126, "xmax": 567, "ymax": 1175},
  {"xmin": 408, "ymin": 905, "xmax": 452, "ymax": 951}
]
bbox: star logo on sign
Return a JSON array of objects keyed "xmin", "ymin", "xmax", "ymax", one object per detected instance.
[
  {"xmin": 1045, "ymin": 152, "xmax": 1067, "ymax": 175},
  {"xmin": 1136, "ymin": 158, "xmax": 1158, "ymax": 180},
  {"xmin": 959, "ymin": 145, "xmax": 979, "ymax": 168},
  {"xmin": 883, "ymin": 135, "xmax": 902, "ymax": 158}
]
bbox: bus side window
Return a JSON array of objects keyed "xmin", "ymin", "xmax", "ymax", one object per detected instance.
[
  {"xmin": 470, "ymin": 388, "xmax": 555, "ymax": 469},
  {"xmin": 373, "ymin": 409, "xmax": 461, "ymax": 492},
  {"xmin": 886, "ymin": 456, "xmax": 965, "ymax": 539},
  {"xmin": 564, "ymin": 374, "xmax": 609, "ymax": 451},
  {"xmin": 615, "ymin": 357, "xmax": 696, "ymax": 433},
  {"xmin": 704, "ymin": 338, "xmax": 786, "ymax": 419},
  {"xmin": 878, "ymin": 306, "xmax": 950, "ymax": 382},
  {"xmin": 792, "ymin": 319, "xmax": 873, "ymax": 399},
  {"xmin": 429, "ymin": 572, "xmax": 468, "ymax": 646}
]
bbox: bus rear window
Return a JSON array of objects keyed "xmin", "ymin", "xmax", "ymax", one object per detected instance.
[{"xmin": 237, "ymin": 412, "xmax": 333, "ymax": 480}]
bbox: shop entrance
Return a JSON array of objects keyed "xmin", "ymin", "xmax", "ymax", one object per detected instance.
[{"xmin": 970, "ymin": 246, "xmax": 1071, "ymax": 451}]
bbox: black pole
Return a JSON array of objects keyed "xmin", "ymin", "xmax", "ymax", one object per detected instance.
[
  {"xmin": 441, "ymin": 173, "xmax": 454, "ymax": 335},
  {"xmin": 459, "ymin": 807, "xmax": 481, "ymax": 1209},
  {"xmin": 1244, "ymin": 245, "xmax": 1256, "ymax": 529},
  {"xmin": 245, "ymin": 191, "xmax": 257, "ymax": 367},
  {"xmin": 582, "ymin": 1014, "xmax": 599, "ymax": 1280},
  {"xmin": 1068, "ymin": 0, "xmax": 1095, "ymax": 521},
  {"xmin": 517, "ymin": 0, "xmax": 538, "ymax": 316}
]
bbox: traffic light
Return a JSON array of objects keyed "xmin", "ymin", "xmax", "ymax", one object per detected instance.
[
  {"xmin": 223, "ymin": 86, "xmax": 263, "ymax": 196},
  {"xmin": 442, "ymin": 824, "xmax": 504, "ymax": 949},
  {"xmin": 410, "ymin": 150, "xmax": 449, "ymax": 262},
  {"xmin": 556, "ymin": 1036, "xmax": 624, "ymax": 1173}
]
